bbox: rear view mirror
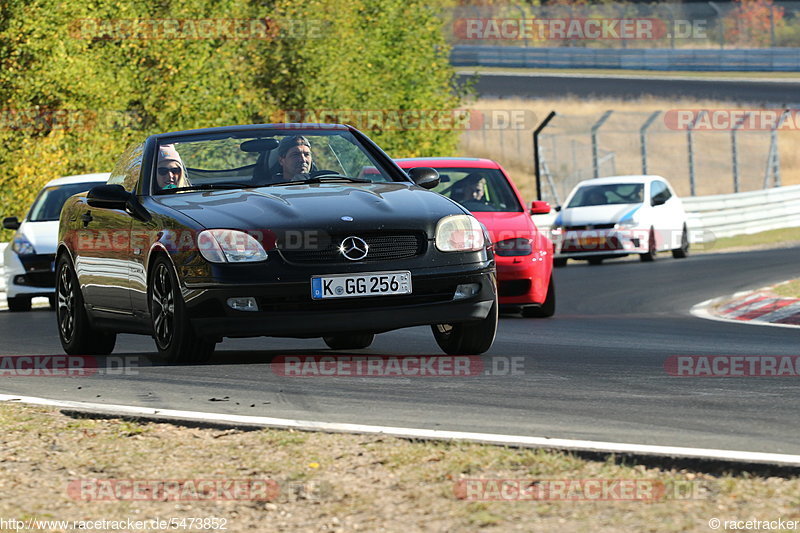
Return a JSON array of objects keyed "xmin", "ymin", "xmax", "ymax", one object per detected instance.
[
  {"xmin": 3, "ymin": 216, "xmax": 20, "ymax": 230},
  {"xmin": 530, "ymin": 200, "xmax": 551, "ymax": 214},
  {"xmin": 407, "ymin": 167, "xmax": 440, "ymax": 190}
]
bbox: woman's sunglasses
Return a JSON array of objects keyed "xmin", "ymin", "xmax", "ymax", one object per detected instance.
[{"xmin": 157, "ymin": 166, "xmax": 182, "ymax": 176}]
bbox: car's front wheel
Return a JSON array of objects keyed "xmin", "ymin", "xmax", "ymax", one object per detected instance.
[
  {"xmin": 431, "ymin": 299, "xmax": 498, "ymax": 355},
  {"xmin": 672, "ymin": 225, "xmax": 689, "ymax": 259},
  {"xmin": 149, "ymin": 256, "xmax": 215, "ymax": 364},
  {"xmin": 7, "ymin": 296, "xmax": 31, "ymax": 312},
  {"xmin": 323, "ymin": 333, "xmax": 375, "ymax": 350},
  {"xmin": 640, "ymin": 228, "xmax": 656, "ymax": 262},
  {"xmin": 55, "ymin": 255, "xmax": 116, "ymax": 355}
]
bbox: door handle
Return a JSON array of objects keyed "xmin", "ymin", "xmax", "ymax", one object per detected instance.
[{"xmin": 81, "ymin": 212, "xmax": 93, "ymax": 226}]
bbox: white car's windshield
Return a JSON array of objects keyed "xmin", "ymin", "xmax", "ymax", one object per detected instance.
[
  {"xmin": 27, "ymin": 183, "xmax": 100, "ymax": 222},
  {"xmin": 567, "ymin": 183, "xmax": 644, "ymax": 208}
]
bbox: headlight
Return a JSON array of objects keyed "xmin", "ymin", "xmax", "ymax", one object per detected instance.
[
  {"xmin": 11, "ymin": 235, "xmax": 35, "ymax": 256},
  {"xmin": 197, "ymin": 229, "xmax": 267, "ymax": 263},
  {"xmin": 435, "ymin": 215, "xmax": 485, "ymax": 252},
  {"xmin": 494, "ymin": 238, "xmax": 533, "ymax": 256}
]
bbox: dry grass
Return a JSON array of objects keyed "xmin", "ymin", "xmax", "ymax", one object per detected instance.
[
  {"xmin": 458, "ymin": 97, "xmax": 800, "ymax": 203},
  {"xmin": 1, "ymin": 403, "xmax": 800, "ymax": 532}
]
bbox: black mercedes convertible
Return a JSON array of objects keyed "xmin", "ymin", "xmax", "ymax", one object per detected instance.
[{"xmin": 56, "ymin": 124, "xmax": 497, "ymax": 362}]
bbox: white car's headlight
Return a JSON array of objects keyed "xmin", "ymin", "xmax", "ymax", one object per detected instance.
[
  {"xmin": 11, "ymin": 235, "xmax": 35, "ymax": 256},
  {"xmin": 435, "ymin": 215, "xmax": 485, "ymax": 252},
  {"xmin": 615, "ymin": 219, "xmax": 638, "ymax": 229},
  {"xmin": 197, "ymin": 229, "xmax": 267, "ymax": 263}
]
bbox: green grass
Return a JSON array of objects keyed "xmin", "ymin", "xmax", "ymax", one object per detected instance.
[
  {"xmin": 703, "ymin": 226, "xmax": 800, "ymax": 253},
  {"xmin": 457, "ymin": 66, "xmax": 800, "ymax": 80},
  {"xmin": 773, "ymin": 279, "xmax": 800, "ymax": 298}
]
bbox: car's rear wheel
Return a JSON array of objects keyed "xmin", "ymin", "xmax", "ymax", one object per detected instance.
[
  {"xmin": 640, "ymin": 228, "xmax": 656, "ymax": 262},
  {"xmin": 56, "ymin": 255, "xmax": 116, "ymax": 355},
  {"xmin": 672, "ymin": 225, "xmax": 689, "ymax": 259},
  {"xmin": 323, "ymin": 333, "xmax": 375, "ymax": 350},
  {"xmin": 522, "ymin": 275, "xmax": 555, "ymax": 318},
  {"xmin": 7, "ymin": 296, "xmax": 31, "ymax": 312},
  {"xmin": 553, "ymin": 258, "xmax": 567, "ymax": 268},
  {"xmin": 431, "ymin": 298, "xmax": 498, "ymax": 355},
  {"xmin": 149, "ymin": 256, "xmax": 215, "ymax": 364}
]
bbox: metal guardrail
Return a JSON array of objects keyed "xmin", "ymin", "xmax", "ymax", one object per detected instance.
[
  {"xmin": 452, "ymin": 45, "xmax": 800, "ymax": 71},
  {"xmin": 682, "ymin": 184, "xmax": 800, "ymax": 239}
]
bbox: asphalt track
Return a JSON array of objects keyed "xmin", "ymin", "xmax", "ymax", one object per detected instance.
[
  {"xmin": 460, "ymin": 71, "xmax": 800, "ymax": 103},
  {"xmin": 1, "ymin": 246, "xmax": 799, "ymax": 456}
]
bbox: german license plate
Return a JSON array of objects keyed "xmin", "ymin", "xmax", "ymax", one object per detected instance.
[
  {"xmin": 579, "ymin": 236, "xmax": 605, "ymax": 246},
  {"xmin": 311, "ymin": 271, "xmax": 412, "ymax": 300}
]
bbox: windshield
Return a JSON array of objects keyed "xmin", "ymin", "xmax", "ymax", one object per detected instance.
[
  {"xmin": 153, "ymin": 130, "xmax": 398, "ymax": 194},
  {"xmin": 425, "ymin": 168, "xmax": 522, "ymax": 212},
  {"xmin": 567, "ymin": 183, "xmax": 644, "ymax": 208},
  {"xmin": 27, "ymin": 182, "xmax": 101, "ymax": 222}
]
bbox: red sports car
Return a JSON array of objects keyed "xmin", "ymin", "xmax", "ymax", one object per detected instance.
[{"xmin": 395, "ymin": 158, "xmax": 555, "ymax": 317}]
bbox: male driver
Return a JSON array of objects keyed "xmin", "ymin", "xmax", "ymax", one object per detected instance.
[{"xmin": 276, "ymin": 135, "xmax": 313, "ymax": 180}]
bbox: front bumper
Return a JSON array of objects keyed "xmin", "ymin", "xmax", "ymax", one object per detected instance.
[
  {"xmin": 183, "ymin": 265, "xmax": 497, "ymax": 339},
  {"xmin": 552, "ymin": 228, "xmax": 649, "ymax": 259},
  {"xmin": 495, "ymin": 251, "xmax": 549, "ymax": 305},
  {"xmin": 3, "ymin": 250, "xmax": 56, "ymax": 298}
]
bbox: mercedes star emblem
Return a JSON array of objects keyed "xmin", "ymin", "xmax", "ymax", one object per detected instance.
[{"xmin": 339, "ymin": 236, "xmax": 369, "ymax": 261}]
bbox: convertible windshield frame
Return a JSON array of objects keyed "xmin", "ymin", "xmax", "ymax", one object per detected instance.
[{"xmin": 148, "ymin": 126, "xmax": 409, "ymax": 196}]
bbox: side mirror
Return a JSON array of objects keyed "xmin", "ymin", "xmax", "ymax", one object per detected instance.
[
  {"xmin": 2, "ymin": 216, "xmax": 20, "ymax": 230},
  {"xmin": 530, "ymin": 200, "xmax": 551, "ymax": 215},
  {"xmin": 554, "ymin": 205, "xmax": 562, "ymax": 212},
  {"xmin": 652, "ymin": 196, "xmax": 667, "ymax": 207},
  {"xmin": 407, "ymin": 167, "xmax": 440, "ymax": 190},
  {"xmin": 87, "ymin": 184, "xmax": 151, "ymax": 221}
]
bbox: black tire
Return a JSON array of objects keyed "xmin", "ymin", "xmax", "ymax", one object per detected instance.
[
  {"xmin": 323, "ymin": 333, "xmax": 375, "ymax": 350},
  {"xmin": 48, "ymin": 294, "xmax": 56, "ymax": 311},
  {"xmin": 640, "ymin": 228, "xmax": 656, "ymax": 262},
  {"xmin": 149, "ymin": 255, "xmax": 215, "ymax": 364},
  {"xmin": 431, "ymin": 298, "xmax": 498, "ymax": 355},
  {"xmin": 553, "ymin": 258, "xmax": 567, "ymax": 268},
  {"xmin": 7, "ymin": 296, "xmax": 31, "ymax": 312},
  {"xmin": 55, "ymin": 255, "xmax": 116, "ymax": 355},
  {"xmin": 522, "ymin": 275, "xmax": 555, "ymax": 318},
  {"xmin": 672, "ymin": 225, "xmax": 689, "ymax": 259},
  {"xmin": 587, "ymin": 257, "xmax": 603, "ymax": 266}
]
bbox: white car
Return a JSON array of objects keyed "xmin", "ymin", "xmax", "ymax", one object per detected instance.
[
  {"xmin": 550, "ymin": 175, "xmax": 689, "ymax": 266},
  {"xmin": 3, "ymin": 173, "xmax": 110, "ymax": 311}
]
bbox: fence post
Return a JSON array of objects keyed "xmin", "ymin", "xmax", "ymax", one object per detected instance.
[
  {"xmin": 687, "ymin": 110, "xmax": 706, "ymax": 196},
  {"xmin": 764, "ymin": 109, "xmax": 788, "ymax": 188},
  {"xmin": 639, "ymin": 111, "xmax": 661, "ymax": 175},
  {"xmin": 731, "ymin": 112, "xmax": 749, "ymax": 193},
  {"xmin": 591, "ymin": 110, "xmax": 613, "ymax": 179},
  {"xmin": 533, "ymin": 111, "xmax": 557, "ymax": 201},
  {"xmin": 708, "ymin": 1, "xmax": 724, "ymax": 49}
]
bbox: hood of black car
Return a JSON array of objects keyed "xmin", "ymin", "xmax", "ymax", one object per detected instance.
[{"xmin": 153, "ymin": 182, "xmax": 464, "ymax": 234}]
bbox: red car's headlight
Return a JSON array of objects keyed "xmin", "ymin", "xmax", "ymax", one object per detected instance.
[{"xmin": 494, "ymin": 238, "xmax": 533, "ymax": 256}]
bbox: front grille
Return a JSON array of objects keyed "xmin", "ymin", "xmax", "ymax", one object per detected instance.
[
  {"xmin": 279, "ymin": 233, "xmax": 426, "ymax": 264},
  {"xmin": 564, "ymin": 223, "xmax": 616, "ymax": 231},
  {"xmin": 16, "ymin": 272, "xmax": 55, "ymax": 288},
  {"xmin": 499, "ymin": 279, "xmax": 530, "ymax": 297}
]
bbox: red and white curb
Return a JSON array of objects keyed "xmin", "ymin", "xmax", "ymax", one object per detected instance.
[
  {"xmin": 1, "ymin": 394, "xmax": 799, "ymax": 467},
  {"xmin": 692, "ymin": 282, "xmax": 800, "ymax": 329}
]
